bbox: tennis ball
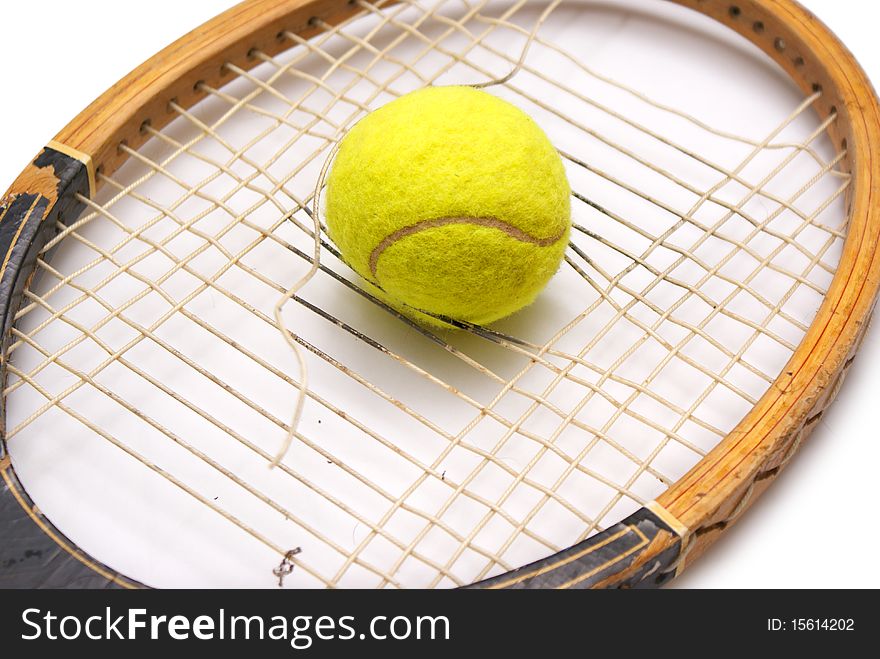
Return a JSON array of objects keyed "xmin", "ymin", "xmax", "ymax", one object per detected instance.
[{"xmin": 325, "ymin": 86, "xmax": 570, "ymax": 326}]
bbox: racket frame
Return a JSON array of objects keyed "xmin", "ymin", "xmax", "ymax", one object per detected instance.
[{"xmin": 1, "ymin": 0, "xmax": 878, "ymax": 588}]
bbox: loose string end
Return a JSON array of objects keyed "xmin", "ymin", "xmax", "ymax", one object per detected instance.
[{"xmin": 270, "ymin": 139, "xmax": 340, "ymax": 468}]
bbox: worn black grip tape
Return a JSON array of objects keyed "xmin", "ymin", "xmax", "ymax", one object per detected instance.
[
  {"xmin": 469, "ymin": 507, "xmax": 681, "ymax": 589},
  {"xmin": 0, "ymin": 148, "xmax": 137, "ymax": 588}
]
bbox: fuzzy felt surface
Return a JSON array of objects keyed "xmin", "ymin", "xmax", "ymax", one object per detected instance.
[{"xmin": 325, "ymin": 85, "xmax": 571, "ymax": 325}]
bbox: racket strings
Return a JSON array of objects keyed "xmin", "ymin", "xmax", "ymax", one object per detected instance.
[
  {"xmin": 422, "ymin": 115, "xmax": 847, "ymax": 584},
  {"xmin": 4, "ymin": 0, "xmax": 850, "ymax": 587}
]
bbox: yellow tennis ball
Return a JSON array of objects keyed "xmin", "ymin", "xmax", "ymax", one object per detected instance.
[{"xmin": 325, "ymin": 86, "xmax": 571, "ymax": 326}]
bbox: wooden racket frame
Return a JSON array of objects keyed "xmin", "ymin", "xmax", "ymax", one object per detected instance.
[{"xmin": 1, "ymin": 0, "xmax": 878, "ymax": 588}]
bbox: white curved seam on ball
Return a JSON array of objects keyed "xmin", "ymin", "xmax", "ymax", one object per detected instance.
[{"xmin": 368, "ymin": 215, "xmax": 568, "ymax": 278}]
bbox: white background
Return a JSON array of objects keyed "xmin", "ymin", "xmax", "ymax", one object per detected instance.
[{"xmin": 0, "ymin": 1, "xmax": 878, "ymax": 588}]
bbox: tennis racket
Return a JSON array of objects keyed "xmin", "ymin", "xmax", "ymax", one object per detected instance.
[{"xmin": 1, "ymin": 0, "xmax": 878, "ymax": 588}]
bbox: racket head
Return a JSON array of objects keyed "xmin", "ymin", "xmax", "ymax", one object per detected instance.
[{"xmin": 1, "ymin": 0, "xmax": 878, "ymax": 588}]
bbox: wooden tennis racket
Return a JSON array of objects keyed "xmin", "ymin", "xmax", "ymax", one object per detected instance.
[{"xmin": 1, "ymin": 0, "xmax": 878, "ymax": 588}]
